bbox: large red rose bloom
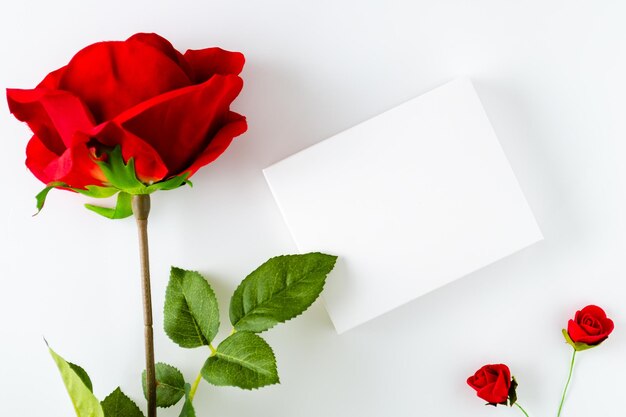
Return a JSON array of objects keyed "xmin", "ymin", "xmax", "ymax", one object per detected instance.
[{"xmin": 7, "ymin": 33, "xmax": 247, "ymax": 189}]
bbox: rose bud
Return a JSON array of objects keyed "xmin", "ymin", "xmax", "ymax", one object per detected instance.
[
  {"xmin": 467, "ymin": 364, "xmax": 518, "ymax": 406},
  {"xmin": 563, "ymin": 305, "xmax": 614, "ymax": 351}
]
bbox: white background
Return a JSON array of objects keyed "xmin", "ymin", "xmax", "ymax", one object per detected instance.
[{"xmin": 0, "ymin": 1, "xmax": 624, "ymax": 416}]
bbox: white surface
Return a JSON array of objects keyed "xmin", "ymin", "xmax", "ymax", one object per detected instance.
[
  {"xmin": 264, "ymin": 79, "xmax": 543, "ymax": 333},
  {"xmin": 0, "ymin": 1, "xmax": 624, "ymax": 417}
]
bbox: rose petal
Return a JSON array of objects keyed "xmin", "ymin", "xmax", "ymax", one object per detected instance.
[
  {"xmin": 92, "ymin": 122, "xmax": 169, "ymax": 183},
  {"xmin": 483, "ymin": 368, "xmax": 499, "ymax": 384},
  {"xmin": 568, "ymin": 319, "xmax": 606, "ymax": 345},
  {"xmin": 184, "ymin": 111, "xmax": 247, "ymax": 177},
  {"xmin": 477, "ymin": 382, "xmax": 508, "ymax": 404},
  {"xmin": 601, "ymin": 317, "xmax": 615, "ymax": 335},
  {"xmin": 574, "ymin": 333, "xmax": 608, "ymax": 345},
  {"xmin": 34, "ymin": 135, "xmax": 104, "ymax": 189},
  {"xmin": 500, "ymin": 364, "xmax": 511, "ymax": 382},
  {"xmin": 183, "ymin": 47, "xmax": 245, "ymax": 83},
  {"xmin": 59, "ymin": 37, "xmax": 191, "ymax": 122},
  {"xmin": 25, "ymin": 135, "xmax": 59, "ymax": 184},
  {"xmin": 567, "ymin": 319, "xmax": 587, "ymax": 342},
  {"xmin": 468, "ymin": 372, "xmax": 488, "ymax": 390},
  {"xmin": 7, "ymin": 88, "xmax": 95, "ymax": 154},
  {"xmin": 127, "ymin": 33, "xmax": 193, "ymax": 78},
  {"xmin": 37, "ymin": 66, "xmax": 67, "ymax": 89},
  {"xmin": 116, "ymin": 74, "xmax": 244, "ymax": 175},
  {"xmin": 491, "ymin": 370, "xmax": 511, "ymax": 402},
  {"xmin": 580, "ymin": 319, "xmax": 602, "ymax": 335},
  {"xmin": 579, "ymin": 305, "xmax": 608, "ymax": 320}
]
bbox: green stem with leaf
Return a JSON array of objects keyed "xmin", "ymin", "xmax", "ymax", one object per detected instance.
[
  {"xmin": 188, "ymin": 373, "xmax": 203, "ymax": 402},
  {"xmin": 189, "ymin": 344, "xmax": 217, "ymax": 402},
  {"xmin": 557, "ymin": 349, "xmax": 577, "ymax": 417},
  {"xmin": 159, "ymin": 253, "xmax": 337, "ymax": 410}
]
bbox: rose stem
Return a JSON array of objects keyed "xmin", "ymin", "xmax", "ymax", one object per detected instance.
[
  {"xmin": 188, "ymin": 372, "xmax": 203, "ymax": 402},
  {"xmin": 556, "ymin": 349, "xmax": 577, "ymax": 417},
  {"xmin": 188, "ymin": 343, "xmax": 217, "ymax": 402},
  {"xmin": 132, "ymin": 194, "xmax": 157, "ymax": 417},
  {"xmin": 514, "ymin": 403, "xmax": 530, "ymax": 417}
]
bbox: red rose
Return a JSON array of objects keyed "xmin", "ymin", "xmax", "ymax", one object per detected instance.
[
  {"xmin": 467, "ymin": 364, "xmax": 516, "ymax": 406},
  {"xmin": 7, "ymin": 33, "xmax": 247, "ymax": 190},
  {"xmin": 566, "ymin": 305, "xmax": 614, "ymax": 347}
]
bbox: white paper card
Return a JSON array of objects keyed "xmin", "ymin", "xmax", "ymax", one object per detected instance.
[{"xmin": 263, "ymin": 79, "xmax": 543, "ymax": 334}]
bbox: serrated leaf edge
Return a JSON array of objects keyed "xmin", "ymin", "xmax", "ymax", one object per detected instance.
[
  {"xmin": 165, "ymin": 268, "xmax": 208, "ymax": 347},
  {"xmin": 101, "ymin": 387, "xmax": 145, "ymax": 417},
  {"xmin": 204, "ymin": 332, "xmax": 280, "ymax": 391},
  {"xmin": 142, "ymin": 362, "xmax": 186, "ymax": 409},
  {"xmin": 231, "ymin": 253, "xmax": 337, "ymax": 332},
  {"xmin": 164, "ymin": 267, "xmax": 221, "ymax": 348}
]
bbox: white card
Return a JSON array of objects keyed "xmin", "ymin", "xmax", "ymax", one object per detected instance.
[{"xmin": 263, "ymin": 79, "xmax": 542, "ymax": 334}]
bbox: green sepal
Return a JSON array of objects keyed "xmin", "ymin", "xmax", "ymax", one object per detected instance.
[
  {"xmin": 142, "ymin": 363, "xmax": 185, "ymax": 408},
  {"xmin": 164, "ymin": 267, "xmax": 220, "ymax": 348},
  {"xmin": 562, "ymin": 329, "xmax": 596, "ymax": 351},
  {"xmin": 69, "ymin": 362, "xmax": 94, "ymax": 393},
  {"xmin": 178, "ymin": 384, "xmax": 196, "ymax": 417},
  {"xmin": 34, "ymin": 181, "xmax": 66, "ymax": 215},
  {"xmin": 85, "ymin": 192, "xmax": 133, "ymax": 219},
  {"xmin": 201, "ymin": 332, "xmax": 279, "ymax": 390},
  {"xmin": 101, "ymin": 388, "xmax": 145, "ymax": 417},
  {"xmin": 146, "ymin": 172, "xmax": 191, "ymax": 193},
  {"xmin": 508, "ymin": 376, "xmax": 518, "ymax": 407},
  {"xmin": 32, "ymin": 147, "xmax": 193, "ymax": 218},
  {"xmin": 230, "ymin": 253, "xmax": 338, "ymax": 333},
  {"xmin": 97, "ymin": 146, "xmax": 192, "ymax": 195},
  {"xmin": 75, "ymin": 185, "xmax": 119, "ymax": 199},
  {"xmin": 48, "ymin": 346, "xmax": 104, "ymax": 417},
  {"xmin": 96, "ymin": 146, "xmax": 146, "ymax": 195}
]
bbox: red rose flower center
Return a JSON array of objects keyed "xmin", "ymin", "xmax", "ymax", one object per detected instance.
[{"xmin": 580, "ymin": 315, "xmax": 602, "ymax": 334}]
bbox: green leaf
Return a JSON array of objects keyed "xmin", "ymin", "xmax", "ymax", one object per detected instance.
[
  {"xmin": 562, "ymin": 328, "xmax": 596, "ymax": 351},
  {"xmin": 96, "ymin": 146, "xmax": 147, "ymax": 194},
  {"xmin": 34, "ymin": 181, "xmax": 66, "ymax": 215},
  {"xmin": 230, "ymin": 253, "xmax": 338, "ymax": 332},
  {"xmin": 69, "ymin": 362, "xmax": 93, "ymax": 393},
  {"xmin": 142, "ymin": 363, "xmax": 185, "ymax": 408},
  {"xmin": 48, "ymin": 347, "xmax": 104, "ymax": 417},
  {"xmin": 85, "ymin": 192, "xmax": 133, "ymax": 219},
  {"xmin": 178, "ymin": 384, "xmax": 196, "ymax": 417},
  {"xmin": 75, "ymin": 185, "xmax": 119, "ymax": 199},
  {"xmin": 201, "ymin": 332, "xmax": 278, "ymax": 390},
  {"xmin": 101, "ymin": 388, "xmax": 145, "ymax": 417},
  {"xmin": 146, "ymin": 172, "xmax": 191, "ymax": 193},
  {"xmin": 164, "ymin": 267, "xmax": 220, "ymax": 348}
]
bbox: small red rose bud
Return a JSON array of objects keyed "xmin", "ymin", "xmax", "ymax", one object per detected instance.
[
  {"xmin": 563, "ymin": 305, "xmax": 614, "ymax": 351},
  {"xmin": 467, "ymin": 364, "xmax": 517, "ymax": 406}
]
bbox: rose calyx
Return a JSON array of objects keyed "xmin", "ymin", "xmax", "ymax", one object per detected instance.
[{"xmin": 35, "ymin": 146, "xmax": 192, "ymax": 219}]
